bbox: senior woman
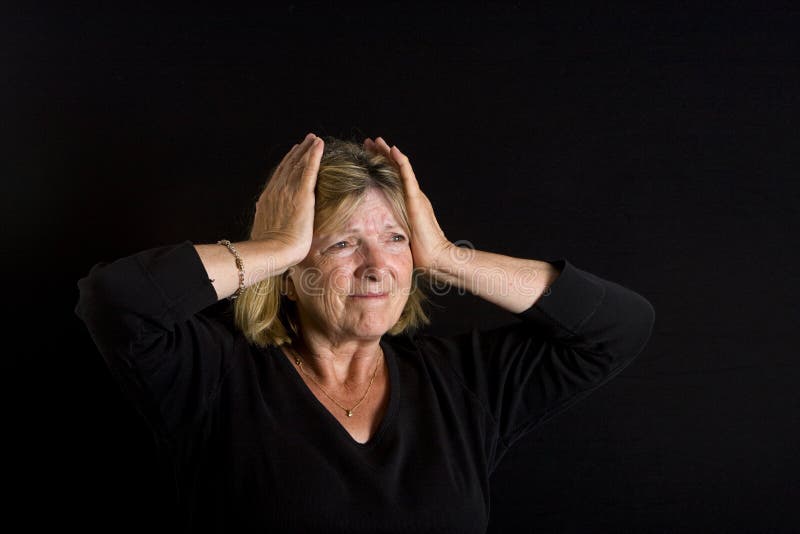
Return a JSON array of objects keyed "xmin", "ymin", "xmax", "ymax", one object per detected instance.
[{"xmin": 76, "ymin": 133, "xmax": 655, "ymax": 533}]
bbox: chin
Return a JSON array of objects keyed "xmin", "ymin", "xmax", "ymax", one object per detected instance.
[
  {"xmin": 346, "ymin": 316, "xmax": 397, "ymax": 340},
  {"xmin": 352, "ymin": 324, "xmax": 392, "ymax": 340}
]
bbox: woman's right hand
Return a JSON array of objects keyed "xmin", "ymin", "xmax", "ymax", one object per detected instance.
[{"xmin": 251, "ymin": 133, "xmax": 324, "ymax": 266}]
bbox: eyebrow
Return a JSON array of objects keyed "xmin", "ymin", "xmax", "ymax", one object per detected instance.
[{"xmin": 342, "ymin": 223, "xmax": 402, "ymax": 233}]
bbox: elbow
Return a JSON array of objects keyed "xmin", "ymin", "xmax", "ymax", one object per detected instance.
[
  {"xmin": 597, "ymin": 290, "xmax": 656, "ymax": 365},
  {"xmin": 628, "ymin": 294, "xmax": 656, "ymax": 361},
  {"xmin": 75, "ymin": 262, "xmax": 121, "ymax": 318}
]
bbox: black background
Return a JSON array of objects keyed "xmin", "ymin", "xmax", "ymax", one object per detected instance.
[{"xmin": 3, "ymin": 3, "xmax": 799, "ymax": 532}]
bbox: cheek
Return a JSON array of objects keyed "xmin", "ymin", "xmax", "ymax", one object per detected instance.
[
  {"xmin": 327, "ymin": 266, "xmax": 353, "ymax": 294},
  {"xmin": 297, "ymin": 256, "xmax": 354, "ymax": 296},
  {"xmin": 395, "ymin": 253, "xmax": 414, "ymax": 285},
  {"xmin": 292, "ymin": 266, "xmax": 323, "ymax": 298},
  {"xmin": 315, "ymin": 257, "xmax": 355, "ymax": 295}
]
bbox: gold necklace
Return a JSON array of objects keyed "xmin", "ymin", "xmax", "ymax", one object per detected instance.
[{"xmin": 290, "ymin": 345, "xmax": 383, "ymax": 418}]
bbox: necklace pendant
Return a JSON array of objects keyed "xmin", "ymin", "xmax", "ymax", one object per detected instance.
[{"xmin": 346, "ymin": 410, "xmax": 353, "ymax": 417}]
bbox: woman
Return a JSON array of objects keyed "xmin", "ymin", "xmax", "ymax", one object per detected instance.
[{"xmin": 76, "ymin": 133, "xmax": 655, "ymax": 533}]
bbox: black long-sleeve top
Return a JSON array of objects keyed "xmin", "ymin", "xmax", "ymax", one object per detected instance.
[{"xmin": 75, "ymin": 241, "xmax": 655, "ymax": 533}]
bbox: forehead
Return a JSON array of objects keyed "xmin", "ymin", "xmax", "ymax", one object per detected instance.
[
  {"xmin": 314, "ymin": 188, "xmax": 409, "ymax": 243},
  {"xmin": 344, "ymin": 189, "xmax": 400, "ymax": 227}
]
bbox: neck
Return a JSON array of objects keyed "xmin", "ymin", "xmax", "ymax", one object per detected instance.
[{"xmin": 289, "ymin": 336, "xmax": 383, "ymax": 390}]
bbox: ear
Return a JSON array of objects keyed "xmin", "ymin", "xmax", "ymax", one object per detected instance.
[{"xmin": 282, "ymin": 271, "xmax": 298, "ymax": 302}]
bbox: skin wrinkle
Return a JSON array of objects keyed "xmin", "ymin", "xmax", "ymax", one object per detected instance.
[{"xmin": 285, "ymin": 189, "xmax": 413, "ymax": 389}]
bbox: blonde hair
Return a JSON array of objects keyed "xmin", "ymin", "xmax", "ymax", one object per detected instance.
[{"xmin": 233, "ymin": 137, "xmax": 430, "ymax": 347}]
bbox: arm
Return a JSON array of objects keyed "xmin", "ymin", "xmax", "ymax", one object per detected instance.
[
  {"xmin": 421, "ymin": 256, "xmax": 655, "ymax": 472},
  {"xmin": 75, "ymin": 242, "xmax": 231, "ymax": 439},
  {"xmin": 366, "ymin": 137, "xmax": 655, "ymax": 468},
  {"xmin": 424, "ymin": 246, "xmax": 561, "ymax": 313},
  {"xmin": 365, "ymin": 136, "xmax": 559, "ymax": 313},
  {"xmin": 75, "ymin": 134, "xmax": 325, "ymax": 438},
  {"xmin": 196, "ymin": 133, "xmax": 324, "ymax": 300}
]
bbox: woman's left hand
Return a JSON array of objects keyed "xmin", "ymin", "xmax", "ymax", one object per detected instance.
[
  {"xmin": 364, "ymin": 137, "xmax": 456, "ymax": 276},
  {"xmin": 366, "ymin": 136, "xmax": 558, "ymax": 313}
]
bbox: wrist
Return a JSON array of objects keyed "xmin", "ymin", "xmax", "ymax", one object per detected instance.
[
  {"xmin": 237, "ymin": 238, "xmax": 303, "ymax": 280},
  {"xmin": 422, "ymin": 240, "xmax": 466, "ymax": 280}
]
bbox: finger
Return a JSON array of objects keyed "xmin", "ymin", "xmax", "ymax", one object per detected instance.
[
  {"xmin": 390, "ymin": 145, "xmax": 421, "ymax": 194},
  {"xmin": 275, "ymin": 143, "xmax": 301, "ymax": 173},
  {"xmin": 258, "ymin": 134, "xmax": 318, "ymax": 207},
  {"xmin": 374, "ymin": 137, "xmax": 392, "ymax": 158},
  {"xmin": 268, "ymin": 134, "xmax": 316, "ymax": 191},
  {"xmin": 287, "ymin": 133, "xmax": 317, "ymax": 167},
  {"xmin": 363, "ymin": 137, "xmax": 375, "ymax": 152},
  {"xmin": 298, "ymin": 133, "xmax": 323, "ymax": 168},
  {"xmin": 300, "ymin": 137, "xmax": 324, "ymax": 190},
  {"xmin": 280, "ymin": 133, "xmax": 314, "ymax": 168}
]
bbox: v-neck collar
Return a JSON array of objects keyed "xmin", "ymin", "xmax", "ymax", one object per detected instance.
[{"xmin": 275, "ymin": 339, "xmax": 399, "ymax": 449}]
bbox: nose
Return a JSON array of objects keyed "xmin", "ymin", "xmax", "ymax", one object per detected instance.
[{"xmin": 355, "ymin": 242, "xmax": 390, "ymax": 282}]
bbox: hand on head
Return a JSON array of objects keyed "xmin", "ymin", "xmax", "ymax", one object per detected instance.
[
  {"xmin": 249, "ymin": 132, "xmax": 455, "ymax": 281},
  {"xmin": 363, "ymin": 137, "xmax": 454, "ymax": 275},
  {"xmin": 251, "ymin": 133, "xmax": 325, "ymax": 266}
]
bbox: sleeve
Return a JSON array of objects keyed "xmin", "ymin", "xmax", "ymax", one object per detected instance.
[
  {"xmin": 420, "ymin": 258, "xmax": 656, "ymax": 470},
  {"xmin": 74, "ymin": 240, "xmax": 234, "ymax": 441}
]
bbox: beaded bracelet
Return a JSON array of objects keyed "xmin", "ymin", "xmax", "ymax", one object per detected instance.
[{"xmin": 217, "ymin": 239, "xmax": 245, "ymax": 300}]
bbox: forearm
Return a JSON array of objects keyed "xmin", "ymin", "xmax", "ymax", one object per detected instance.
[
  {"xmin": 427, "ymin": 246, "xmax": 561, "ymax": 314},
  {"xmin": 194, "ymin": 239, "xmax": 295, "ymax": 300}
]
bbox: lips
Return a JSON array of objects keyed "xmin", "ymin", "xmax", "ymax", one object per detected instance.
[{"xmin": 350, "ymin": 292, "xmax": 388, "ymax": 298}]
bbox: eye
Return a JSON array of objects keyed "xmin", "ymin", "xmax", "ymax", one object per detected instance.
[
  {"xmin": 323, "ymin": 240, "xmax": 355, "ymax": 256},
  {"xmin": 390, "ymin": 234, "xmax": 406, "ymax": 242}
]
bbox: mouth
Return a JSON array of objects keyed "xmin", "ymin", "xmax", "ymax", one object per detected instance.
[{"xmin": 349, "ymin": 292, "xmax": 389, "ymax": 298}]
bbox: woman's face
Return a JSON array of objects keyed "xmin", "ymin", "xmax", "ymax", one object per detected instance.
[{"xmin": 286, "ymin": 188, "xmax": 414, "ymax": 343}]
